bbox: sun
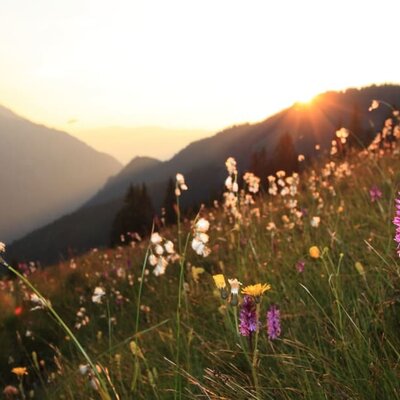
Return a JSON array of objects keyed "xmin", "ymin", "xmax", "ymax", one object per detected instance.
[{"xmin": 295, "ymin": 92, "xmax": 317, "ymax": 106}]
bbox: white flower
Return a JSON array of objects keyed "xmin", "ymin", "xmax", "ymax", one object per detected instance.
[
  {"xmin": 225, "ymin": 157, "xmax": 237, "ymax": 175},
  {"xmin": 368, "ymin": 99, "xmax": 379, "ymax": 112},
  {"xmin": 176, "ymin": 173, "xmax": 188, "ymax": 193},
  {"xmin": 154, "ymin": 244, "xmax": 164, "ymax": 255},
  {"xmin": 30, "ymin": 293, "xmax": 49, "ymax": 308},
  {"xmin": 228, "ymin": 278, "xmax": 242, "ymax": 295},
  {"xmin": 92, "ymin": 287, "xmax": 106, "ymax": 304},
  {"xmin": 176, "ymin": 173, "xmax": 185, "ymax": 185},
  {"xmin": 79, "ymin": 364, "xmax": 89, "ymax": 375},
  {"xmin": 150, "ymin": 232, "xmax": 163, "ymax": 245},
  {"xmin": 148, "ymin": 254, "xmax": 158, "ymax": 266},
  {"xmin": 0, "ymin": 242, "xmax": 5, "ymax": 253},
  {"xmin": 225, "ymin": 176, "xmax": 233, "ymax": 190},
  {"xmin": 310, "ymin": 216, "xmax": 321, "ymax": 228},
  {"xmin": 336, "ymin": 128, "xmax": 350, "ymax": 139},
  {"xmin": 197, "ymin": 233, "xmax": 209, "ymax": 243},
  {"xmin": 195, "ymin": 218, "xmax": 210, "ymax": 233},
  {"xmin": 298, "ymin": 154, "xmax": 305, "ymax": 162},
  {"xmin": 191, "ymin": 238, "xmax": 211, "ymax": 257},
  {"xmin": 153, "ymin": 257, "xmax": 168, "ymax": 276},
  {"xmin": 164, "ymin": 240, "xmax": 175, "ymax": 254}
]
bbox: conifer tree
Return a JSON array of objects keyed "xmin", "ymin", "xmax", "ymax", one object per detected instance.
[
  {"xmin": 162, "ymin": 178, "xmax": 176, "ymax": 225},
  {"xmin": 268, "ymin": 132, "xmax": 299, "ymax": 174},
  {"xmin": 110, "ymin": 183, "xmax": 154, "ymax": 246}
]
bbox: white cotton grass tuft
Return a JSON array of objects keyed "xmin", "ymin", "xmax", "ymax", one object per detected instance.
[{"xmin": 191, "ymin": 218, "xmax": 211, "ymax": 257}]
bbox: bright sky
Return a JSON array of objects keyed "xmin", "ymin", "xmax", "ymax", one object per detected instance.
[{"xmin": 0, "ymin": 0, "xmax": 399, "ymax": 161}]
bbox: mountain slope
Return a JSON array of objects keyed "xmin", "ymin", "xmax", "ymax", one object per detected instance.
[
  {"xmin": 0, "ymin": 105, "xmax": 122, "ymax": 242},
  {"xmin": 8, "ymin": 84, "xmax": 400, "ymax": 263}
]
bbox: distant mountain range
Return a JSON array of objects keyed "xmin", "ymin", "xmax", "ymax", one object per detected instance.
[
  {"xmin": 0, "ymin": 105, "xmax": 122, "ymax": 242},
  {"xmin": 7, "ymin": 84, "xmax": 400, "ymax": 264},
  {"xmin": 76, "ymin": 126, "xmax": 211, "ymax": 164}
]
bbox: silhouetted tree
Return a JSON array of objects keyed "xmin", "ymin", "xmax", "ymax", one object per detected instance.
[
  {"xmin": 110, "ymin": 183, "xmax": 154, "ymax": 246},
  {"xmin": 349, "ymin": 104, "xmax": 363, "ymax": 147},
  {"xmin": 250, "ymin": 147, "xmax": 269, "ymax": 188},
  {"xmin": 162, "ymin": 178, "xmax": 176, "ymax": 225},
  {"xmin": 268, "ymin": 132, "xmax": 298, "ymax": 174}
]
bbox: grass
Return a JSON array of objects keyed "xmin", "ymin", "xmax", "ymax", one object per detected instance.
[{"xmin": 0, "ymin": 129, "xmax": 400, "ymax": 399}]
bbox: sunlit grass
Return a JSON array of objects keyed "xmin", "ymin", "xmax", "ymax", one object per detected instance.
[{"xmin": 0, "ymin": 104, "xmax": 400, "ymax": 399}]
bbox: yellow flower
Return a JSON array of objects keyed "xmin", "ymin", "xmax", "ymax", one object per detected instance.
[
  {"xmin": 191, "ymin": 266, "xmax": 205, "ymax": 283},
  {"xmin": 309, "ymin": 246, "xmax": 320, "ymax": 259},
  {"xmin": 241, "ymin": 283, "xmax": 271, "ymax": 297},
  {"xmin": 212, "ymin": 274, "xmax": 226, "ymax": 289},
  {"xmin": 12, "ymin": 367, "xmax": 28, "ymax": 376}
]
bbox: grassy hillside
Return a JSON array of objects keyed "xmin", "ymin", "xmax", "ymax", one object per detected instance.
[
  {"xmin": 9, "ymin": 84, "xmax": 400, "ymax": 265},
  {"xmin": 0, "ymin": 102, "xmax": 400, "ymax": 399}
]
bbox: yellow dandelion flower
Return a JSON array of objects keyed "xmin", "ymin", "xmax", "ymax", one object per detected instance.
[
  {"xmin": 213, "ymin": 274, "xmax": 228, "ymax": 299},
  {"xmin": 241, "ymin": 283, "xmax": 271, "ymax": 297},
  {"xmin": 212, "ymin": 274, "xmax": 226, "ymax": 289},
  {"xmin": 309, "ymin": 246, "xmax": 320, "ymax": 259},
  {"xmin": 12, "ymin": 367, "xmax": 28, "ymax": 376}
]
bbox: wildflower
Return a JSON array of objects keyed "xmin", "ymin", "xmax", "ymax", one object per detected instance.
[
  {"xmin": 228, "ymin": 278, "xmax": 242, "ymax": 306},
  {"xmin": 393, "ymin": 192, "xmax": 400, "ymax": 257},
  {"xmin": 267, "ymin": 305, "xmax": 281, "ymax": 340},
  {"xmin": 12, "ymin": 367, "xmax": 28, "ymax": 376},
  {"xmin": 309, "ymin": 246, "xmax": 320, "ymax": 259},
  {"xmin": 14, "ymin": 306, "xmax": 23, "ymax": 316},
  {"xmin": 149, "ymin": 233, "xmax": 178, "ymax": 275},
  {"xmin": 225, "ymin": 176, "xmax": 238, "ymax": 192},
  {"xmin": 92, "ymin": 287, "xmax": 106, "ymax": 304},
  {"xmin": 298, "ymin": 154, "xmax": 305, "ymax": 162},
  {"xmin": 191, "ymin": 266, "xmax": 205, "ymax": 283},
  {"xmin": 243, "ymin": 172, "xmax": 260, "ymax": 194},
  {"xmin": 368, "ymin": 99, "xmax": 380, "ymax": 112},
  {"xmin": 0, "ymin": 242, "xmax": 5, "ymax": 253},
  {"xmin": 296, "ymin": 260, "xmax": 305, "ymax": 273},
  {"xmin": 225, "ymin": 157, "xmax": 237, "ymax": 175},
  {"xmin": 79, "ymin": 364, "xmax": 89, "ymax": 375},
  {"xmin": 30, "ymin": 293, "xmax": 50, "ymax": 310},
  {"xmin": 369, "ymin": 185, "xmax": 382, "ymax": 202},
  {"xmin": 3, "ymin": 386, "xmax": 19, "ymax": 396},
  {"xmin": 153, "ymin": 256, "xmax": 168, "ymax": 276},
  {"xmin": 241, "ymin": 283, "xmax": 271, "ymax": 303},
  {"xmin": 213, "ymin": 274, "xmax": 228, "ymax": 299},
  {"xmin": 192, "ymin": 218, "xmax": 211, "ymax": 257},
  {"xmin": 150, "ymin": 232, "xmax": 163, "ymax": 245},
  {"xmin": 239, "ymin": 296, "xmax": 258, "ymax": 336},
  {"xmin": 310, "ymin": 216, "xmax": 321, "ymax": 228},
  {"xmin": 195, "ymin": 218, "xmax": 210, "ymax": 233},
  {"xmin": 336, "ymin": 127, "xmax": 350, "ymax": 144},
  {"xmin": 175, "ymin": 173, "xmax": 188, "ymax": 196},
  {"xmin": 191, "ymin": 237, "xmax": 211, "ymax": 257},
  {"xmin": 164, "ymin": 240, "xmax": 174, "ymax": 254}
]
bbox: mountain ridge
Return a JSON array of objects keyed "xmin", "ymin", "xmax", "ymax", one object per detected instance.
[
  {"xmin": 7, "ymin": 84, "xmax": 400, "ymax": 263},
  {"xmin": 0, "ymin": 105, "xmax": 122, "ymax": 242}
]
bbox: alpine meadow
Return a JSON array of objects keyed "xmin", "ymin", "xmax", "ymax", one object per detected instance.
[{"xmin": 1, "ymin": 97, "xmax": 400, "ymax": 399}]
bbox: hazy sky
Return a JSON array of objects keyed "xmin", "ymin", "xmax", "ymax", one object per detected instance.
[{"xmin": 0, "ymin": 0, "xmax": 399, "ymax": 162}]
